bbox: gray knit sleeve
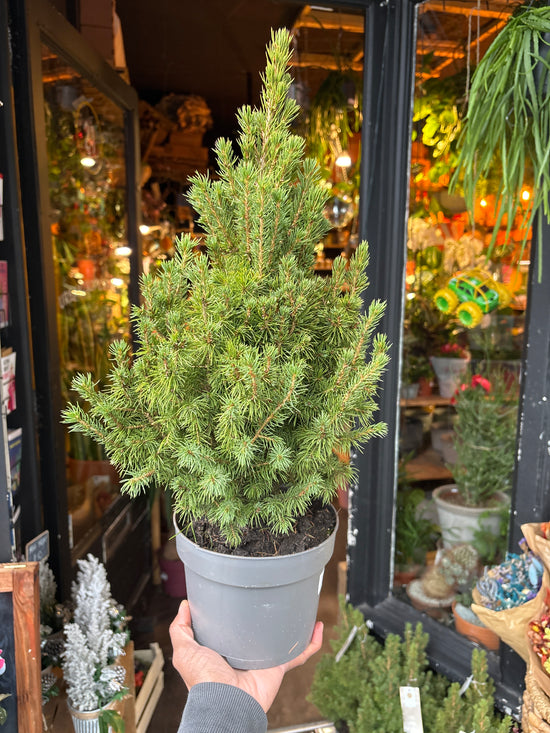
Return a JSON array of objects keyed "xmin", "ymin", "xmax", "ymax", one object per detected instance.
[{"xmin": 177, "ymin": 682, "xmax": 268, "ymax": 733}]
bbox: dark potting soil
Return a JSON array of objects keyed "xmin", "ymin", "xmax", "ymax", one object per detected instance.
[{"xmin": 186, "ymin": 500, "xmax": 337, "ymax": 557}]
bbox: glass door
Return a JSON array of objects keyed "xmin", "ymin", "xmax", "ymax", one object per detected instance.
[{"xmin": 42, "ymin": 46, "xmax": 133, "ymax": 549}]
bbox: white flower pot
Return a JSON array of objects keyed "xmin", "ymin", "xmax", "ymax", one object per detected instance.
[
  {"xmin": 432, "ymin": 484, "xmax": 508, "ymax": 548},
  {"xmin": 430, "ymin": 356, "xmax": 470, "ymax": 398}
]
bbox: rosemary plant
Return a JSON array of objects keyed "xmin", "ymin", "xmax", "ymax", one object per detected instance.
[
  {"xmin": 63, "ymin": 29, "xmax": 389, "ymax": 547},
  {"xmin": 451, "ymin": 5, "xmax": 550, "ymax": 262}
]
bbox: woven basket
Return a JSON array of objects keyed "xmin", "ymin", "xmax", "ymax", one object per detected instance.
[{"xmin": 522, "ymin": 671, "xmax": 550, "ymax": 733}]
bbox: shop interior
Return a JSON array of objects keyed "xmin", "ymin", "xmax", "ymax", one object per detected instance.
[{"xmin": 1, "ymin": 0, "xmax": 550, "ymax": 730}]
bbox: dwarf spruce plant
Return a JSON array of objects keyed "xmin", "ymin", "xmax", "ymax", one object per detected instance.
[{"xmin": 63, "ymin": 29, "xmax": 389, "ymax": 547}]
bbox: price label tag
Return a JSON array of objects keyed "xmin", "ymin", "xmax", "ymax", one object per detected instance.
[{"xmin": 400, "ymin": 686, "xmax": 424, "ymax": 733}]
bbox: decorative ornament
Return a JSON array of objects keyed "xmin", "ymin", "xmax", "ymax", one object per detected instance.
[{"xmin": 433, "ymin": 268, "xmax": 513, "ymax": 328}]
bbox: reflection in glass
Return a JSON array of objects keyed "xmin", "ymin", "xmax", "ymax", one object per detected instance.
[
  {"xmin": 42, "ymin": 45, "xmax": 131, "ymax": 546},
  {"xmin": 395, "ymin": 1, "xmax": 528, "ymax": 638}
]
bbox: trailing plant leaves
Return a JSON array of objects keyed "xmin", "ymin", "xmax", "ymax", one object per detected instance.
[{"xmin": 452, "ymin": 5, "xmax": 550, "ymax": 263}]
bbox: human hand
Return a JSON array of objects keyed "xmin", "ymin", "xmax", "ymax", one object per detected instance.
[{"xmin": 169, "ymin": 599, "xmax": 324, "ymax": 713}]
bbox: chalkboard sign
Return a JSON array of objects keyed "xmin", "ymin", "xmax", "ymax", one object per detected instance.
[
  {"xmin": 25, "ymin": 530, "xmax": 49, "ymax": 563},
  {"xmin": 0, "ymin": 592, "xmax": 17, "ymax": 731},
  {"xmin": 0, "ymin": 564, "xmax": 41, "ymax": 732}
]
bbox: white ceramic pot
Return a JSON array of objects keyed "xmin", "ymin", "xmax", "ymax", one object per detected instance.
[
  {"xmin": 430, "ymin": 356, "xmax": 470, "ymax": 398},
  {"xmin": 432, "ymin": 484, "xmax": 508, "ymax": 548}
]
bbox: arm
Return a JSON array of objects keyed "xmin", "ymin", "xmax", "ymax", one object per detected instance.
[{"xmin": 170, "ymin": 600, "xmax": 324, "ymax": 733}]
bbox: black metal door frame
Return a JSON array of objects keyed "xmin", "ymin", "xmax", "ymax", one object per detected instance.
[{"xmin": 7, "ymin": 0, "xmax": 141, "ymax": 597}]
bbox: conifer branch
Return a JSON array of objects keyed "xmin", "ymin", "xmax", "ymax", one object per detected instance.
[{"xmin": 251, "ymin": 373, "xmax": 297, "ymax": 444}]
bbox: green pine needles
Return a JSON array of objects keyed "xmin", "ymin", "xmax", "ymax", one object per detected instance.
[
  {"xmin": 309, "ymin": 598, "xmax": 513, "ymax": 733},
  {"xmin": 63, "ymin": 29, "xmax": 389, "ymax": 546}
]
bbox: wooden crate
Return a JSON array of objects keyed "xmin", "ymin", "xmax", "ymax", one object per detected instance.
[{"xmin": 135, "ymin": 642, "xmax": 164, "ymax": 733}]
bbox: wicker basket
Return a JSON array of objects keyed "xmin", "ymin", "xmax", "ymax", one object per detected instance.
[{"xmin": 522, "ymin": 671, "xmax": 550, "ymax": 732}]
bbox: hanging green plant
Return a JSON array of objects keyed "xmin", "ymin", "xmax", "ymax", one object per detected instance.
[
  {"xmin": 306, "ymin": 68, "xmax": 362, "ymax": 171},
  {"xmin": 451, "ymin": 4, "xmax": 550, "ymax": 263}
]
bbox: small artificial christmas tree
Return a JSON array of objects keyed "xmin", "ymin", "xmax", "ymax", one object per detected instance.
[
  {"xmin": 63, "ymin": 28, "xmax": 389, "ymax": 549},
  {"xmin": 62, "ymin": 555, "xmax": 129, "ymax": 731}
]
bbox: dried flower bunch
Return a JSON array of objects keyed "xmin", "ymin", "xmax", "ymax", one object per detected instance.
[
  {"xmin": 449, "ymin": 371, "xmax": 518, "ymax": 506},
  {"xmin": 62, "ymin": 555, "xmax": 129, "ymax": 729}
]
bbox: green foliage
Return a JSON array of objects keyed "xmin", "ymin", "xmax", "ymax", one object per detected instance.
[
  {"xmin": 99, "ymin": 707, "xmax": 124, "ymax": 733},
  {"xmin": 451, "ymin": 5, "xmax": 550, "ymax": 260},
  {"xmin": 395, "ymin": 485, "xmax": 439, "ymax": 567},
  {"xmin": 63, "ymin": 29, "xmax": 389, "ymax": 546},
  {"xmin": 309, "ymin": 598, "xmax": 514, "ymax": 733},
  {"xmin": 306, "ymin": 68, "xmax": 362, "ymax": 171},
  {"xmin": 451, "ymin": 371, "xmax": 518, "ymax": 506}
]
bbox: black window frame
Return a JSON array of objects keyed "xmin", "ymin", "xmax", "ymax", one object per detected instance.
[
  {"xmin": 322, "ymin": 0, "xmax": 550, "ymax": 717},
  {"xmin": 8, "ymin": 0, "xmax": 141, "ymax": 597}
]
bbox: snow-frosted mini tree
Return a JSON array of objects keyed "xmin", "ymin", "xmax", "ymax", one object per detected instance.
[
  {"xmin": 63, "ymin": 28, "xmax": 389, "ymax": 547},
  {"xmin": 62, "ymin": 555, "xmax": 128, "ymax": 727}
]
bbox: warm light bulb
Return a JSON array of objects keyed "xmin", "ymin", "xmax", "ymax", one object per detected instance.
[
  {"xmin": 522, "ymin": 189, "xmax": 530, "ymax": 201},
  {"xmin": 80, "ymin": 156, "xmax": 96, "ymax": 168},
  {"xmin": 480, "ymin": 198, "xmax": 488, "ymax": 208},
  {"xmin": 114, "ymin": 246, "xmax": 132, "ymax": 256},
  {"xmin": 335, "ymin": 152, "xmax": 352, "ymax": 168},
  {"xmin": 139, "ymin": 224, "xmax": 151, "ymax": 235},
  {"xmin": 110, "ymin": 277, "xmax": 124, "ymax": 287}
]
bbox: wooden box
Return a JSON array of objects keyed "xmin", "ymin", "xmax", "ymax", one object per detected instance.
[{"xmin": 135, "ymin": 642, "xmax": 164, "ymax": 733}]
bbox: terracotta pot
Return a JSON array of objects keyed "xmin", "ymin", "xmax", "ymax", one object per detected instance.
[
  {"xmin": 77, "ymin": 258, "xmax": 96, "ymax": 281},
  {"xmin": 452, "ymin": 601, "xmax": 499, "ymax": 651}
]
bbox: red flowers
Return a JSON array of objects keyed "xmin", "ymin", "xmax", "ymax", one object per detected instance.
[
  {"xmin": 471, "ymin": 374, "xmax": 492, "ymax": 392},
  {"xmin": 450, "ymin": 374, "xmax": 492, "ymax": 404},
  {"xmin": 437, "ymin": 343, "xmax": 470, "ymax": 359}
]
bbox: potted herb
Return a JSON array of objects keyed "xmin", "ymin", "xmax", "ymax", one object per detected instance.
[
  {"xmin": 63, "ymin": 29, "xmax": 389, "ymax": 669},
  {"xmin": 62, "ymin": 555, "xmax": 129, "ymax": 733},
  {"xmin": 433, "ymin": 371, "xmax": 518, "ymax": 548}
]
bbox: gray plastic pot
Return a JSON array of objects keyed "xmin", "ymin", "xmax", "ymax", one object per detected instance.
[{"xmin": 174, "ymin": 507, "xmax": 338, "ymax": 670}]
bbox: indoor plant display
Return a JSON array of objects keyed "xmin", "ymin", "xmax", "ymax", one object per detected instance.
[
  {"xmin": 63, "ymin": 30, "xmax": 389, "ymax": 669},
  {"xmin": 433, "ymin": 371, "xmax": 518, "ymax": 548},
  {"xmin": 62, "ymin": 554, "xmax": 129, "ymax": 733}
]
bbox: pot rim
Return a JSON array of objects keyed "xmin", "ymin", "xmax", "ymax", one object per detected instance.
[
  {"xmin": 173, "ymin": 503, "xmax": 339, "ymax": 562},
  {"xmin": 433, "ymin": 484, "xmax": 509, "ymax": 512}
]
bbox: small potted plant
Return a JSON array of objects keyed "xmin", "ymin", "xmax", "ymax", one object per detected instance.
[
  {"xmin": 429, "ymin": 342, "xmax": 471, "ymax": 398},
  {"xmin": 433, "ymin": 371, "xmax": 518, "ymax": 548},
  {"xmin": 63, "ymin": 29, "xmax": 389, "ymax": 669},
  {"xmin": 394, "ymin": 479, "xmax": 439, "ymax": 585},
  {"xmin": 62, "ymin": 555, "xmax": 129, "ymax": 733}
]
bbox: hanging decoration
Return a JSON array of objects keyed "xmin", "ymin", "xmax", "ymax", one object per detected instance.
[{"xmin": 433, "ymin": 268, "xmax": 513, "ymax": 328}]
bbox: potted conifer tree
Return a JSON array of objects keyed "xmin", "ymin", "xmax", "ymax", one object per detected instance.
[
  {"xmin": 63, "ymin": 29, "xmax": 389, "ymax": 669},
  {"xmin": 433, "ymin": 371, "xmax": 518, "ymax": 549}
]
